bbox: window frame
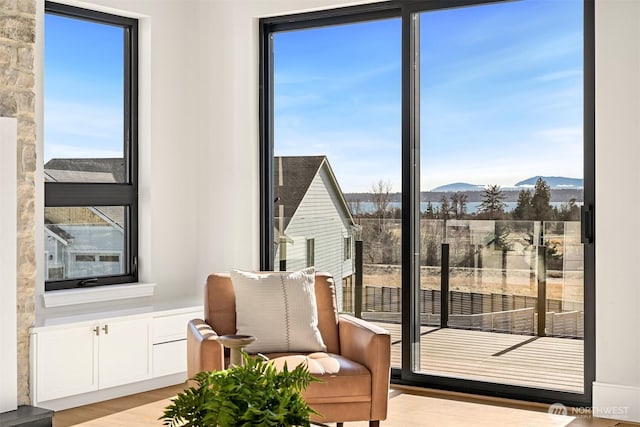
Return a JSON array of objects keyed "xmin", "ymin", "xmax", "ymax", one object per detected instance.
[
  {"xmin": 344, "ymin": 236, "xmax": 352, "ymax": 261},
  {"xmin": 44, "ymin": 2, "xmax": 138, "ymax": 291},
  {"xmin": 306, "ymin": 238, "xmax": 315, "ymax": 268},
  {"xmin": 259, "ymin": 0, "xmax": 595, "ymax": 408}
]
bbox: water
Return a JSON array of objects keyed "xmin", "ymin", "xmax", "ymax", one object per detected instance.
[{"xmin": 354, "ymin": 201, "xmax": 577, "ymax": 214}]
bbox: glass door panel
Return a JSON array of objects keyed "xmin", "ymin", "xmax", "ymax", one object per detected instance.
[
  {"xmin": 417, "ymin": 0, "xmax": 584, "ymax": 394},
  {"xmin": 271, "ymin": 19, "xmax": 402, "ymax": 367}
]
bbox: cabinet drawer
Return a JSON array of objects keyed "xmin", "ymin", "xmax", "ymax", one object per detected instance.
[
  {"xmin": 153, "ymin": 340, "xmax": 187, "ymax": 377},
  {"xmin": 153, "ymin": 312, "xmax": 200, "ymax": 344}
]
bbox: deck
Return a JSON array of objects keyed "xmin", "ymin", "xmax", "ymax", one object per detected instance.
[{"xmin": 374, "ymin": 322, "xmax": 584, "ymax": 394}]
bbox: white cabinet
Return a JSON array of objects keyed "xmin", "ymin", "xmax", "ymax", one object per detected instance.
[
  {"xmin": 31, "ymin": 303, "xmax": 202, "ymax": 409},
  {"xmin": 32, "ymin": 317, "xmax": 151, "ymax": 403},
  {"xmin": 152, "ymin": 311, "xmax": 199, "ymax": 377}
]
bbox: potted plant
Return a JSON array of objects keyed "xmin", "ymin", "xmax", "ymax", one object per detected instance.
[{"xmin": 161, "ymin": 353, "xmax": 318, "ymax": 427}]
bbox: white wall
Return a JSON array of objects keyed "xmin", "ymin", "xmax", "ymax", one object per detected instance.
[
  {"xmin": 36, "ymin": 0, "xmax": 209, "ymax": 303},
  {"xmin": 27, "ymin": 0, "xmax": 640, "ymax": 420},
  {"xmin": 593, "ymin": 0, "xmax": 640, "ymax": 421},
  {"xmin": 34, "ymin": 0, "xmax": 375, "ymax": 304},
  {"xmin": 0, "ymin": 118, "xmax": 17, "ymax": 413},
  {"xmin": 193, "ymin": 0, "xmax": 383, "ymax": 281}
]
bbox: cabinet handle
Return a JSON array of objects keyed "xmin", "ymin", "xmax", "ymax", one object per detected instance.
[
  {"xmin": 93, "ymin": 326, "xmax": 100, "ymax": 336},
  {"xmin": 102, "ymin": 324, "xmax": 109, "ymax": 335}
]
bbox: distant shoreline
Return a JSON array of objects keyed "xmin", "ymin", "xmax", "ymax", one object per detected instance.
[
  {"xmin": 344, "ymin": 188, "xmax": 584, "ymax": 204},
  {"xmin": 352, "ymin": 200, "xmax": 580, "ymax": 214}
]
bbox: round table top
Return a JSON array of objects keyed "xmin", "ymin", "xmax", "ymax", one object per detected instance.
[{"xmin": 218, "ymin": 334, "xmax": 256, "ymax": 348}]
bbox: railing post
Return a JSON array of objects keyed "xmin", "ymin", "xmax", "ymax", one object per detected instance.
[
  {"xmin": 475, "ymin": 244, "xmax": 483, "ymax": 286},
  {"xmin": 501, "ymin": 247, "xmax": 508, "ymax": 291},
  {"xmin": 537, "ymin": 245, "xmax": 547, "ymax": 337},
  {"xmin": 441, "ymin": 243, "xmax": 449, "ymax": 328},
  {"xmin": 355, "ymin": 240, "xmax": 363, "ymax": 319}
]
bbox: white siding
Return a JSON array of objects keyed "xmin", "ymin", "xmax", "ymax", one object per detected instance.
[{"xmin": 284, "ymin": 165, "xmax": 354, "ymax": 310}]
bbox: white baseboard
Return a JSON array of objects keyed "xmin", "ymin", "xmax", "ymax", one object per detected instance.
[
  {"xmin": 36, "ymin": 373, "xmax": 186, "ymax": 412},
  {"xmin": 592, "ymin": 381, "xmax": 640, "ymax": 422}
]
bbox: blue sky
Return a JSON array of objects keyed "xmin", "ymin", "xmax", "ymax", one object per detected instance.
[
  {"xmin": 274, "ymin": 0, "xmax": 583, "ymax": 192},
  {"xmin": 44, "ymin": 0, "xmax": 583, "ymax": 193},
  {"xmin": 44, "ymin": 13, "xmax": 123, "ymax": 163}
]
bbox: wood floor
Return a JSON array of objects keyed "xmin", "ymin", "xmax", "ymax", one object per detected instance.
[
  {"xmin": 378, "ymin": 323, "xmax": 584, "ymax": 393},
  {"xmin": 53, "ymin": 383, "xmax": 638, "ymax": 427}
]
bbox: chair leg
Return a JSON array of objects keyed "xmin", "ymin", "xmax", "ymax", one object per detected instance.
[{"xmin": 369, "ymin": 421, "xmax": 380, "ymax": 427}]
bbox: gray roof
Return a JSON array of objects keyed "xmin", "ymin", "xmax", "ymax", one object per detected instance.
[
  {"xmin": 274, "ymin": 156, "xmax": 354, "ymax": 230},
  {"xmin": 274, "ymin": 156, "xmax": 325, "ymax": 226},
  {"xmin": 44, "ymin": 158, "xmax": 125, "ymax": 183},
  {"xmin": 43, "ymin": 158, "xmax": 126, "ymax": 234}
]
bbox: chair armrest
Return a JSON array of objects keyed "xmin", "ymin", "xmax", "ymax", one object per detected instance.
[
  {"xmin": 338, "ymin": 314, "xmax": 391, "ymax": 421},
  {"xmin": 187, "ymin": 319, "xmax": 224, "ymax": 378}
]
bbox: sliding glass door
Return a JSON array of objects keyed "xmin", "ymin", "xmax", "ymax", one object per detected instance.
[
  {"xmin": 260, "ymin": 0, "xmax": 594, "ymax": 406},
  {"xmin": 415, "ymin": 0, "xmax": 588, "ymax": 397}
]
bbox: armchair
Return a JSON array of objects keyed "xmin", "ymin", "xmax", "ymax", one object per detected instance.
[{"xmin": 187, "ymin": 272, "xmax": 391, "ymax": 426}]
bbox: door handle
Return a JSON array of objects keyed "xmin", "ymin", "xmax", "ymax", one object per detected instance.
[
  {"xmin": 101, "ymin": 324, "xmax": 109, "ymax": 335},
  {"xmin": 581, "ymin": 205, "xmax": 593, "ymax": 244},
  {"xmin": 93, "ymin": 326, "xmax": 100, "ymax": 336}
]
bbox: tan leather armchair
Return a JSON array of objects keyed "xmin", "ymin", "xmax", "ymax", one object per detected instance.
[{"xmin": 187, "ymin": 272, "xmax": 391, "ymax": 426}]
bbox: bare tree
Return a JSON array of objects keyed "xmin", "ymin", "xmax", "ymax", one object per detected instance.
[
  {"xmin": 371, "ymin": 179, "xmax": 393, "ymax": 217},
  {"xmin": 361, "ymin": 180, "xmax": 400, "ymax": 264},
  {"xmin": 348, "ymin": 198, "xmax": 362, "ymax": 216},
  {"xmin": 450, "ymin": 192, "xmax": 468, "ymax": 219}
]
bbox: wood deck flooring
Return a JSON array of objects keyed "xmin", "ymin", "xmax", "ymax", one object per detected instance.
[{"xmin": 377, "ymin": 322, "xmax": 584, "ymax": 393}]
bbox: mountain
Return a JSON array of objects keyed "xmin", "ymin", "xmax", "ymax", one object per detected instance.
[
  {"xmin": 514, "ymin": 176, "xmax": 583, "ymax": 189},
  {"xmin": 430, "ymin": 182, "xmax": 485, "ymax": 192}
]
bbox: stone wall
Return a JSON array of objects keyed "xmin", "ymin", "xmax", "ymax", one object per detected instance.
[{"xmin": 0, "ymin": 0, "xmax": 36, "ymax": 405}]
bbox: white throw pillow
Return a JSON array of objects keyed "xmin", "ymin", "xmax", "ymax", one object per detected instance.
[{"xmin": 230, "ymin": 267, "xmax": 327, "ymax": 354}]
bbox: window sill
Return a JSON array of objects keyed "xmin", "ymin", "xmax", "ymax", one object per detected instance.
[{"xmin": 42, "ymin": 283, "xmax": 156, "ymax": 308}]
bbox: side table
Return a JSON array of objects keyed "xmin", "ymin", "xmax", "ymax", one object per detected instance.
[{"xmin": 218, "ymin": 334, "xmax": 256, "ymax": 367}]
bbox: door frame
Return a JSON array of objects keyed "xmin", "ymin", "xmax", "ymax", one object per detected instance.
[{"xmin": 259, "ymin": 0, "xmax": 595, "ymax": 407}]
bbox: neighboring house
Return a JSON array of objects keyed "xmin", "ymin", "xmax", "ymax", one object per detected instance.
[
  {"xmin": 274, "ymin": 156, "xmax": 357, "ymax": 310},
  {"xmin": 44, "ymin": 159, "xmax": 125, "ymax": 280}
]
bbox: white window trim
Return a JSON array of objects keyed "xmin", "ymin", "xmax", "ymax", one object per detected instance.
[{"xmin": 43, "ymin": 282, "xmax": 156, "ymax": 308}]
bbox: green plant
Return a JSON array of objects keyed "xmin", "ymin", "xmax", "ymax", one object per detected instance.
[{"xmin": 161, "ymin": 353, "xmax": 318, "ymax": 427}]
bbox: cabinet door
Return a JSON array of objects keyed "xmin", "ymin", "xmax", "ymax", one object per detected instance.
[
  {"xmin": 98, "ymin": 317, "xmax": 152, "ymax": 388},
  {"xmin": 35, "ymin": 325, "xmax": 98, "ymax": 402}
]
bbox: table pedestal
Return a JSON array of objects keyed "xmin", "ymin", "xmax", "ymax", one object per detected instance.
[{"xmin": 218, "ymin": 335, "xmax": 256, "ymax": 367}]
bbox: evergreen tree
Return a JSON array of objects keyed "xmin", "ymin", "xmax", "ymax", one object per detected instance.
[
  {"xmin": 439, "ymin": 195, "xmax": 450, "ymax": 220},
  {"xmin": 555, "ymin": 198, "xmax": 580, "ymax": 221},
  {"xmin": 512, "ymin": 189, "xmax": 534, "ymax": 220},
  {"xmin": 450, "ymin": 193, "xmax": 459, "ymax": 219},
  {"xmin": 477, "ymin": 185, "xmax": 506, "ymax": 219},
  {"xmin": 425, "ymin": 201, "xmax": 435, "ymax": 219},
  {"xmin": 531, "ymin": 178, "xmax": 554, "ymax": 220}
]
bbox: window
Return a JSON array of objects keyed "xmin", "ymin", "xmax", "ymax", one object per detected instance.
[
  {"xmin": 344, "ymin": 237, "xmax": 352, "ymax": 261},
  {"xmin": 306, "ymin": 238, "xmax": 315, "ymax": 268},
  {"xmin": 44, "ymin": 2, "xmax": 138, "ymax": 291}
]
